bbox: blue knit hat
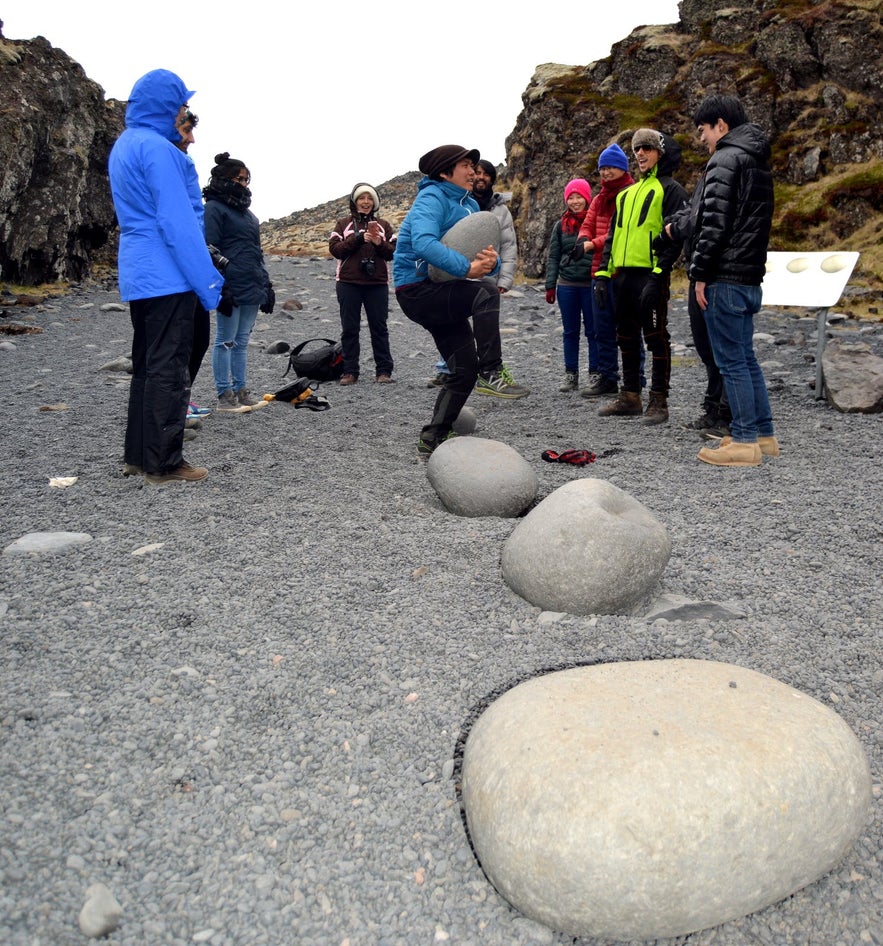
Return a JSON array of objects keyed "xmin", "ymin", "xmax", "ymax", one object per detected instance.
[{"xmin": 598, "ymin": 143, "xmax": 629, "ymax": 171}]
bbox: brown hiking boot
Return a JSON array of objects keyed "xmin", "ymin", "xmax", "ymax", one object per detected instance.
[
  {"xmin": 144, "ymin": 461, "xmax": 209, "ymax": 485},
  {"xmin": 642, "ymin": 392, "xmax": 669, "ymax": 425},
  {"xmin": 597, "ymin": 389, "xmax": 643, "ymax": 417}
]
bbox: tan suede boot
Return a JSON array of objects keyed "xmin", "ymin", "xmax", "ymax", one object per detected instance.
[
  {"xmin": 720, "ymin": 435, "xmax": 780, "ymax": 457},
  {"xmin": 642, "ymin": 392, "xmax": 669, "ymax": 425},
  {"xmin": 697, "ymin": 440, "xmax": 762, "ymax": 467},
  {"xmin": 598, "ymin": 390, "xmax": 643, "ymax": 417}
]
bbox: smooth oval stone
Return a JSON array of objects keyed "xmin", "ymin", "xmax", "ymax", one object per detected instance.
[
  {"xmin": 428, "ymin": 211, "xmax": 501, "ymax": 282},
  {"xmin": 3, "ymin": 531, "xmax": 93, "ymax": 554},
  {"xmin": 501, "ymin": 478, "xmax": 670, "ymax": 614},
  {"xmin": 427, "ymin": 436, "xmax": 537, "ymax": 518},
  {"xmin": 462, "ymin": 659, "xmax": 873, "ymax": 941}
]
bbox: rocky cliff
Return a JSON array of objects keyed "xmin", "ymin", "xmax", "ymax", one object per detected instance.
[
  {"xmin": 261, "ymin": 0, "xmax": 883, "ymax": 299},
  {"xmin": 506, "ymin": 0, "xmax": 883, "ymax": 279},
  {"xmin": 0, "ymin": 21, "xmax": 124, "ymax": 284}
]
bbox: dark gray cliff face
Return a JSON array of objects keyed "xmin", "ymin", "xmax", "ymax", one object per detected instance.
[
  {"xmin": 0, "ymin": 28, "xmax": 124, "ymax": 284},
  {"xmin": 504, "ymin": 0, "xmax": 883, "ymax": 277}
]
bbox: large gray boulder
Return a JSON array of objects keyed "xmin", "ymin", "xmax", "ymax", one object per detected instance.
[
  {"xmin": 501, "ymin": 478, "xmax": 670, "ymax": 614},
  {"xmin": 461, "ymin": 659, "xmax": 873, "ymax": 942},
  {"xmin": 822, "ymin": 340, "xmax": 883, "ymax": 413},
  {"xmin": 426, "ymin": 436, "xmax": 537, "ymax": 518}
]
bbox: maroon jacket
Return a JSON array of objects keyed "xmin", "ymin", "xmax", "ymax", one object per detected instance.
[{"xmin": 329, "ymin": 214, "xmax": 396, "ymax": 286}]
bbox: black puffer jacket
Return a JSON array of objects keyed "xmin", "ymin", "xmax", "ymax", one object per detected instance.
[{"xmin": 688, "ymin": 123, "xmax": 773, "ymax": 287}]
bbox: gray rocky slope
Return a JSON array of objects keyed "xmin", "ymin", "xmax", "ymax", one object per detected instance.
[{"xmin": 0, "ymin": 255, "xmax": 881, "ymax": 946}]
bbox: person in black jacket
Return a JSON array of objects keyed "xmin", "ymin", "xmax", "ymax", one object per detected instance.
[
  {"xmin": 203, "ymin": 153, "xmax": 274, "ymax": 411},
  {"xmin": 688, "ymin": 95, "xmax": 779, "ymax": 467}
]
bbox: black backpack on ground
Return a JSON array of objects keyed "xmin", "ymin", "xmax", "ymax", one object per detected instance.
[{"xmin": 285, "ymin": 338, "xmax": 344, "ymax": 382}]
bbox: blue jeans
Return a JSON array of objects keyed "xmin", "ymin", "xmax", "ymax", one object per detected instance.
[
  {"xmin": 592, "ymin": 277, "xmax": 618, "ymax": 383},
  {"xmin": 557, "ymin": 285, "xmax": 596, "ymax": 373},
  {"xmin": 703, "ymin": 283, "xmax": 774, "ymax": 442},
  {"xmin": 213, "ymin": 304, "xmax": 259, "ymax": 395}
]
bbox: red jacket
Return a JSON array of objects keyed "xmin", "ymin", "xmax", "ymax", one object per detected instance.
[{"xmin": 577, "ymin": 173, "xmax": 634, "ymax": 276}]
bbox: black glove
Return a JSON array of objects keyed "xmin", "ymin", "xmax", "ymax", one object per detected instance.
[
  {"xmin": 217, "ymin": 285, "xmax": 236, "ymax": 317},
  {"xmin": 651, "ymin": 231, "xmax": 673, "ymax": 255},
  {"xmin": 593, "ymin": 276, "xmax": 610, "ymax": 311},
  {"xmin": 564, "ymin": 241, "xmax": 586, "ymax": 265},
  {"xmin": 260, "ymin": 285, "xmax": 275, "ymax": 314},
  {"xmin": 640, "ymin": 273, "xmax": 664, "ymax": 311}
]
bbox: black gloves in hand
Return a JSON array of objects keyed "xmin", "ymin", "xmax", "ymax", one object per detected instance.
[
  {"xmin": 565, "ymin": 241, "xmax": 586, "ymax": 265},
  {"xmin": 640, "ymin": 273, "xmax": 664, "ymax": 311},
  {"xmin": 260, "ymin": 285, "xmax": 275, "ymax": 314},
  {"xmin": 217, "ymin": 285, "xmax": 236, "ymax": 317},
  {"xmin": 651, "ymin": 231, "xmax": 673, "ymax": 255},
  {"xmin": 593, "ymin": 276, "xmax": 610, "ymax": 311}
]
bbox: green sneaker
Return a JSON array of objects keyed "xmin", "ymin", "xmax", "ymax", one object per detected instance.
[
  {"xmin": 475, "ymin": 365, "xmax": 530, "ymax": 399},
  {"xmin": 416, "ymin": 431, "xmax": 457, "ymax": 457}
]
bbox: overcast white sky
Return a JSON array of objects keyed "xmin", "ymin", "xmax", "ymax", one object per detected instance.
[{"xmin": 3, "ymin": 0, "xmax": 681, "ymax": 222}]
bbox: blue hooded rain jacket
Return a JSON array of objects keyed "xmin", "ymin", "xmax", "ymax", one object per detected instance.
[
  {"xmin": 392, "ymin": 178, "xmax": 500, "ymax": 288},
  {"xmin": 109, "ymin": 69, "xmax": 222, "ymax": 311}
]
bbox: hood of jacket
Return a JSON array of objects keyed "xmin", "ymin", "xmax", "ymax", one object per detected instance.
[
  {"xmin": 654, "ymin": 132, "xmax": 682, "ymax": 178},
  {"xmin": 716, "ymin": 122, "xmax": 772, "ymax": 164},
  {"xmin": 125, "ymin": 69, "xmax": 195, "ymax": 143}
]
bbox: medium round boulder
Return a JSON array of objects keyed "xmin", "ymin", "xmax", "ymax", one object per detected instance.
[
  {"xmin": 501, "ymin": 478, "xmax": 670, "ymax": 614},
  {"xmin": 427, "ymin": 436, "xmax": 537, "ymax": 518},
  {"xmin": 428, "ymin": 212, "xmax": 501, "ymax": 282},
  {"xmin": 461, "ymin": 659, "xmax": 872, "ymax": 941}
]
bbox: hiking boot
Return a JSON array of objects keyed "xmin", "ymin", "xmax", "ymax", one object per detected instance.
[
  {"xmin": 720, "ymin": 435, "xmax": 780, "ymax": 457},
  {"xmin": 697, "ymin": 441, "xmax": 762, "ymax": 467},
  {"xmin": 683, "ymin": 411, "xmax": 717, "ymax": 430},
  {"xmin": 183, "ymin": 428, "xmax": 198, "ymax": 441},
  {"xmin": 597, "ymin": 389, "xmax": 642, "ymax": 416},
  {"xmin": 216, "ymin": 390, "xmax": 240, "ymax": 411},
  {"xmin": 235, "ymin": 388, "xmax": 258, "ymax": 407},
  {"xmin": 475, "ymin": 365, "xmax": 530, "ymax": 399},
  {"xmin": 184, "ymin": 416, "xmax": 202, "ymax": 430},
  {"xmin": 699, "ymin": 424, "xmax": 731, "ymax": 441},
  {"xmin": 427, "ymin": 373, "xmax": 449, "ymax": 388},
  {"xmin": 339, "ymin": 374, "xmax": 358, "ymax": 386},
  {"xmin": 144, "ymin": 461, "xmax": 209, "ymax": 485},
  {"xmin": 581, "ymin": 374, "xmax": 619, "ymax": 398},
  {"xmin": 122, "ymin": 463, "xmax": 142, "ymax": 477},
  {"xmin": 642, "ymin": 392, "xmax": 669, "ymax": 425},
  {"xmin": 559, "ymin": 371, "xmax": 579, "ymax": 392},
  {"xmin": 374, "ymin": 374, "xmax": 395, "ymax": 384}
]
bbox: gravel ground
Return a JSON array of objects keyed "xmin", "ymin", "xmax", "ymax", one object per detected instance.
[{"xmin": 1, "ymin": 255, "xmax": 881, "ymax": 946}]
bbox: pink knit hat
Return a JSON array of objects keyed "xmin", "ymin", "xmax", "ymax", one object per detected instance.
[{"xmin": 564, "ymin": 178, "xmax": 592, "ymax": 205}]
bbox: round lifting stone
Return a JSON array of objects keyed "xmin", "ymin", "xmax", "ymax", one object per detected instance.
[
  {"xmin": 461, "ymin": 659, "xmax": 872, "ymax": 941},
  {"xmin": 428, "ymin": 211, "xmax": 501, "ymax": 282}
]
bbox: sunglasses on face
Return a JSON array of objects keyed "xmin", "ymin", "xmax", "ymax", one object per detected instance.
[{"xmin": 633, "ymin": 145, "xmax": 657, "ymax": 153}]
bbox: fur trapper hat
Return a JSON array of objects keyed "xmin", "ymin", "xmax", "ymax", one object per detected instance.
[
  {"xmin": 350, "ymin": 183, "xmax": 380, "ymax": 214},
  {"xmin": 631, "ymin": 128, "xmax": 665, "ymax": 153}
]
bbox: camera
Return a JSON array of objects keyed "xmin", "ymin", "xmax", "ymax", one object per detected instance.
[
  {"xmin": 207, "ymin": 244, "xmax": 229, "ymax": 273},
  {"xmin": 360, "ymin": 258, "xmax": 376, "ymax": 277}
]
